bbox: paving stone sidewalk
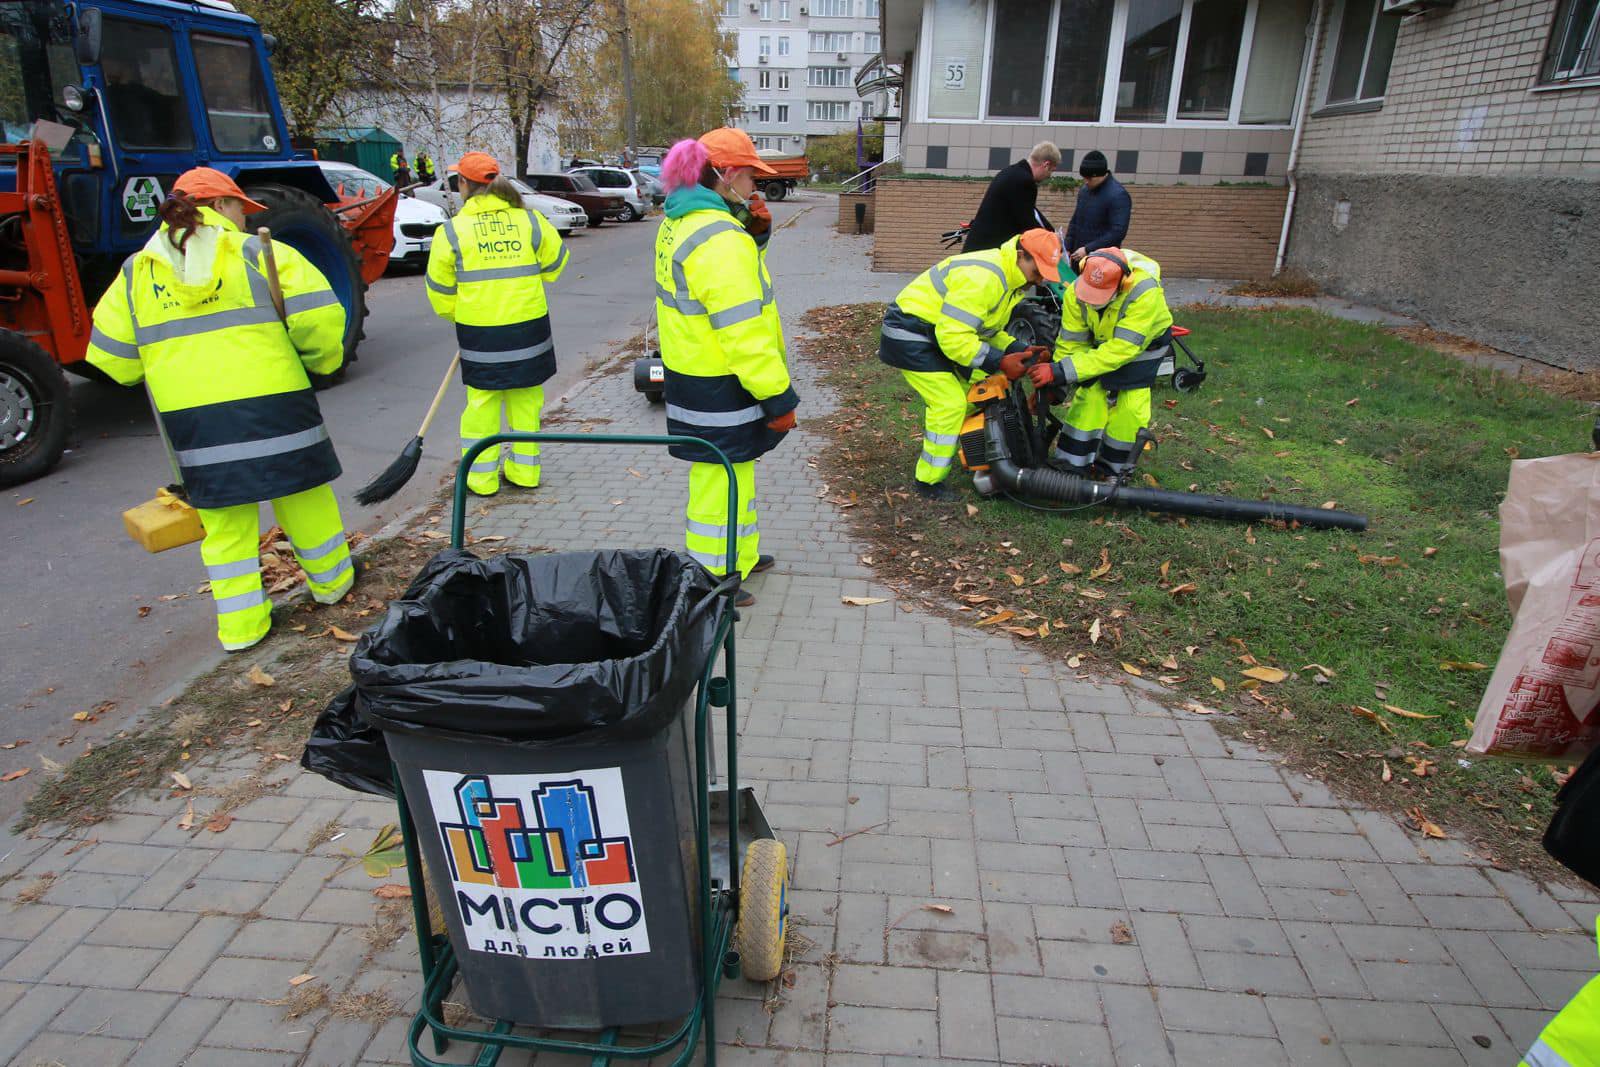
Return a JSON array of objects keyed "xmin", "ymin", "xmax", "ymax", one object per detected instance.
[{"xmin": 0, "ymin": 204, "xmax": 1594, "ymax": 1066}]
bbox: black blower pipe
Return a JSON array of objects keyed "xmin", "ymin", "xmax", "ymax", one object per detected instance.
[{"xmin": 982, "ymin": 418, "xmax": 1368, "ymax": 531}]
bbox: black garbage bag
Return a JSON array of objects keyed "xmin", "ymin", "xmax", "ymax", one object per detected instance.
[
  {"xmin": 301, "ymin": 686, "xmax": 394, "ymax": 797},
  {"xmin": 1544, "ymin": 742, "xmax": 1600, "ymax": 890}
]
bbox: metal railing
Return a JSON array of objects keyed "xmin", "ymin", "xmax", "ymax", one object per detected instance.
[{"xmin": 841, "ymin": 153, "xmax": 901, "ymax": 195}]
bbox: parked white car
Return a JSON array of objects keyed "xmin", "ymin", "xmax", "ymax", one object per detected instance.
[
  {"xmin": 316, "ymin": 161, "xmax": 449, "ymax": 270},
  {"xmin": 567, "ymin": 166, "xmax": 650, "ymax": 222},
  {"xmin": 410, "ymin": 176, "xmax": 588, "ymax": 235}
]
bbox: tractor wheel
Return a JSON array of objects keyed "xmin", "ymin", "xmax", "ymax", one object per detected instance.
[
  {"xmin": 242, "ymin": 181, "xmax": 368, "ymax": 383},
  {"xmin": 1007, "ymin": 299, "xmax": 1061, "ymax": 349},
  {"xmin": 737, "ymin": 838, "xmax": 789, "ymax": 982},
  {"xmin": 0, "ymin": 331, "xmax": 70, "ymax": 486}
]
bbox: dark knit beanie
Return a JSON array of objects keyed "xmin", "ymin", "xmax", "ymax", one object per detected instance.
[{"xmin": 1079, "ymin": 150, "xmax": 1109, "ymax": 177}]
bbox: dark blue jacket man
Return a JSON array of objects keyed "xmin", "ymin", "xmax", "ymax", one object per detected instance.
[{"xmin": 1065, "ymin": 150, "xmax": 1132, "ymax": 271}]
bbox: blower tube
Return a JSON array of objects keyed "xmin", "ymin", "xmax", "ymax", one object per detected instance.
[{"xmin": 983, "ymin": 419, "xmax": 1367, "ymax": 532}]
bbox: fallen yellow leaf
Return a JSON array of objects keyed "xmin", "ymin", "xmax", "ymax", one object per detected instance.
[
  {"xmin": 1241, "ymin": 666, "xmax": 1288, "ymax": 683},
  {"xmin": 247, "ymin": 665, "xmax": 275, "ymax": 687},
  {"xmin": 1121, "ymin": 662, "xmax": 1143, "ymax": 677},
  {"xmin": 0, "ymin": 768, "xmax": 29, "ymax": 782},
  {"xmin": 1181, "ymin": 702, "xmax": 1217, "ymax": 715},
  {"xmin": 1383, "ymin": 703, "xmax": 1439, "ymax": 720},
  {"xmin": 170, "ymin": 771, "xmax": 193, "ymax": 790},
  {"xmin": 177, "ymin": 800, "xmax": 196, "ymax": 831},
  {"xmin": 373, "ymin": 884, "xmax": 412, "ymax": 899},
  {"xmin": 1381, "ymin": 760, "xmax": 1392, "ymax": 783},
  {"xmin": 1439, "ymin": 661, "xmax": 1488, "ymax": 672},
  {"xmin": 288, "ymin": 973, "xmax": 317, "ymax": 986},
  {"xmin": 329, "ymin": 626, "xmax": 359, "ymax": 642},
  {"xmin": 1351, "ymin": 705, "xmax": 1394, "ymax": 734},
  {"xmin": 1406, "ymin": 806, "xmax": 1447, "ymax": 839},
  {"xmin": 71, "ymin": 712, "xmax": 89, "ymax": 722},
  {"xmin": 1089, "ymin": 618, "xmax": 1102, "ymax": 645},
  {"xmin": 1168, "ymin": 582, "xmax": 1197, "ymax": 596},
  {"xmin": 976, "ymin": 610, "xmax": 1016, "ymax": 627},
  {"xmin": 1059, "ymin": 562, "xmax": 1082, "ymax": 575},
  {"xmin": 1210, "ymin": 676, "xmax": 1226, "ymax": 692},
  {"xmin": 965, "ymin": 504, "xmax": 979, "ymax": 517},
  {"xmin": 841, "ymin": 596, "xmax": 888, "ymax": 606}
]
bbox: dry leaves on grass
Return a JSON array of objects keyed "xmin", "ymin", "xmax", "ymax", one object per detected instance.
[
  {"xmin": 1383, "ymin": 704, "xmax": 1439, "ymax": 720},
  {"xmin": 1240, "ymin": 666, "xmax": 1288, "ymax": 684},
  {"xmin": 1406, "ymin": 806, "xmax": 1448, "ymax": 839},
  {"xmin": 976, "ymin": 610, "xmax": 1016, "ymax": 628},
  {"xmin": 1439, "ymin": 661, "xmax": 1489, "ymax": 672},
  {"xmin": 246, "ymin": 665, "xmax": 275, "ymax": 688},
  {"xmin": 1350, "ymin": 705, "xmax": 1395, "ymax": 734}
]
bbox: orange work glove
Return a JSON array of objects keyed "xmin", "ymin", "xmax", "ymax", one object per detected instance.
[
  {"xmin": 1028, "ymin": 361, "xmax": 1065, "ymax": 388},
  {"xmin": 998, "ymin": 350, "xmax": 1030, "ymax": 381},
  {"xmin": 767, "ymin": 410, "xmax": 797, "ymax": 432},
  {"xmin": 746, "ymin": 192, "xmax": 772, "ymax": 236}
]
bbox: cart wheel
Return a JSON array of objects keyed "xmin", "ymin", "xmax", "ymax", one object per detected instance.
[{"xmin": 737, "ymin": 838, "xmax": 788, "ymax": 982}]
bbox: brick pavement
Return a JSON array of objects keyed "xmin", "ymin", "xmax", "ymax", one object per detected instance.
[{"xmin": 0, "ymin": 204, "xmax": 1595, "ymax": 1065}]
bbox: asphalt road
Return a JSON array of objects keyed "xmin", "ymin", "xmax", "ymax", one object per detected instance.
[{"xmin": 0, "ymin": 199, "xmax": 819, "ymax": 820}]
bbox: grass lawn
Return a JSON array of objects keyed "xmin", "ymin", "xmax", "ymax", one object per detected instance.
[{"xmin": 803, "ymin": 302, "xmax": 1595, "ymax": 870}]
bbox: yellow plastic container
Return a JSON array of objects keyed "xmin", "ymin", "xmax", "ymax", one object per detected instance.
[{"xmin": 123, "ymin": 488, "xmax": 205, "ymax": 553}]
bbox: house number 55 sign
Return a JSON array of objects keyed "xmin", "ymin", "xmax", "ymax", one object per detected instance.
[{"xmin": 943, "ymin": 59, "xmax": 966, "ymax": 90}]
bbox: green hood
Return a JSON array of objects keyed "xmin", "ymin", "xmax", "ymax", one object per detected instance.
[{"xmin": 665, "ymin": 185, "xmax": 729, "ymax": 219}]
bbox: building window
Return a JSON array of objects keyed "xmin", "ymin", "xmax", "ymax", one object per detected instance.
[
  {"xmin": 777, "ymin": 103, "xmax": 790, "ymax": 121},
  {"xmin": 759, "ymin": 35, "xmax": 771, "ymax": 56},
  {"xmin": 779, "ymin": 36, "xmax": 791, "ymax": 55},
  {"xmin": 720, "ymin": 0, "xmax": 738, "ymax": 14},
  {"xmin": 758, "ymin": 69, "xmax": 771, "ymax": 88},
  {"xmin": 813, "ymin": 0, "xmax": 851, "ymax": 14},
  {"xmin": 809, "ymin": 100, "xmax": 850, "ymax": 119},
  {"xmin": 760, "ymin": 0, "xmax": 771, "ymax": 17},
  {"xmin": 809, "ymin": 65, "xmax": 850, "ymax": 86},
  {"xmin": 1240, "ymin": 0, "xmax": 1311, "ymax": 123},
  {"xmin": 779, "ymin": 0, "xmax": 791, "ymax": 17},
  {"xmin": 861, "ymin": 98, "xmax": 875, "ymax": 118},
  {"xmin": 865, "ymin": 0, "xmax": 880, "ymax": 13},
  {"xmin": 988, "ymin": 0, "xmax": 1053, "ymax": 118},
  {"xmin": 810, "ymin": 31, "xmax": 851, "ymax": 51},
  {"xmin": 1541, "ymin": 0, "xmax": 1600, "ymax": 84},
  {"xmin": 778, "ymin": 70, "xmax": 791, "ymax": 88},
  {"xmin": 1049, "ymin": 0, "xmax": 1115, "ymax": 121},
  {"xmin": 1114, "ymin": 0, "xmax": 1182, "ymax": 122},
  {"xmin": 758, "ymin": 104, "xmax": 771, "ymax": 121},
  {"xmin": 1176, "ymin": 0, "xmax": 1248, "ymax": 119},
  {"xmin": 927, "ymin": 0, "xmax": 985, "ymax": 118},
  {"xmin": 1324, "ymin": 0, "xmax": 1401, "ymax": 106}
]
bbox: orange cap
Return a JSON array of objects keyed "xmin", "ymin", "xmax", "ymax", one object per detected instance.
[
  {"xmin": 1075, "ymin": 247, "xmax": 1130, "ymax": 305},
  {"xmin": 697, "ymin": 128, "xmax": 777, "ymax": 176},
  {"xmin": 1017, "ymin": 228, "xmax": 1062, "ymax": 283},
  {"xmin": 172, "ymin": 167, "xmax": 268, "ymax": 214},
  {"xmin": 454, "ymin": 152, "xmax": 500, "ymax": 184}
]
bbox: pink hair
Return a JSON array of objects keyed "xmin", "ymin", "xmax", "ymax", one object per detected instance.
[{"xmin": 661, "ymin": 139, "xmax": 710, "ymax": 194}]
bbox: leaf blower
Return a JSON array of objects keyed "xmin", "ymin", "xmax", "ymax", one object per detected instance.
[{"xmin": 959, "ymin": 340, "xmax": 1366, "ymax": 532}]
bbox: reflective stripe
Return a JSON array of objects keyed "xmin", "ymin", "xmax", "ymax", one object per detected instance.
[
  {"xmin": 1057, "ymin": 360, "xmax": 1080, "ymax": 384},
  {"xmin": 90, "ymin": 326, "xmax": 140, "ymax": 360},
  {"xmin": 925, "ymin": 431, "xmax": 959, "ymax": 446},
  {"xmin": 1059, "ymin": 329, "xmax": 1091, "ymax": 343},
  {"xmin": 459, "ymin": 263, "xmax": 542, "ymax": 283},
  {"xmin": 670, "ymin": 219, "xmax": 743, "ymax": 302},
  {"xmin": 461, "ymin": 337, "xmax": 555, "ymax": 364},
  {"xmin": 214, "ymin": 588, "xmax": 268, "ymax": 614},
  {"xmin": 137, "ymin": 305, "xmax": 281, "ymax": 344},
  {"xmin": 175, "ymin": 425, "xmax": 330, "ymax": 467},
  {"xmin": 509, "ymin": 449, "xmax": 540, "ymax": 462},
  {"xmin": 1050, "ymin": 447, "xmax": 1092, "ymax": 467},
  {"xmin": 284, "ymin": 290, "xmax": 339, "ymax": 316},
  {"xmin": 206, "ymin": 558, "xmax": 260, "ymax": 582},
  {"xmin": 940, "ymin": 302, "xmax": 984, "ymax": 329},
  {"xmin": 241, "ymin": 236, "xmax": 274, "ymax": 309},
  {"xmin": 524, "ymin": 209, "xmax": 544, "ymax": 252},
  {"xmin": 1060, "ymin": 423, "xmax": 1102, "ymax": 443},
  {"xmin": 304, "ymin": 555, "xmax": 354, "ymax": 585},
  {"xmin": 666, "ymin": 402, "xmax": 766, "ymax": 427},
  {"xmin": 293, "ymin": 531, "xmax": 346, "ymax": 562},
  {"xmin": 688, "ymin": 548, "xmax": 728, "ymax": 570},
  {"xmin": 1523, "ymin": 1039, "xmax": 1572, "ymax": 1067},
  {"xmin": 1124, "ymin": 277, "xmax": 1160, "ymax": 307},
  {"xmin": 687, "ymin": 519, "xmax": 727, "ymax": 538},
  {"xmin": 426, "ymin": 275, "xmax": 457, "ymax": 296},
  {"xmin": 739, "ymin": 522, "xmax": 759, "ymax": 538},
  {"xmin": 1102, "ymin": 432, "xmax": 1136, "ymax": 452},
  {"xmin": 443, "ymin": 220, "xmax": 461, "ymax": 272},
  {"xmin": 656, "ymin": 284, "xmax": 709, "ymax": 315},
  {"xmin": 919, "ymin": 450, "xmax": 954, "ymax": 469},
  {"xmin": 469, "ymin": 459, "xmax": 500, "ymax": 473},
  {"xmin": 1114, "ymin": 326, "xmax": 1146, "ymax": 346},
  {"xmin": 542, "ymin": 246, "xmax": 568, "ymax": 275},
  {"xmin": 976, "ymin": 342, "xmax": 1000, "ymax": 365},
  {"xmin": 709, "ymin": 297, "xmax": 769, "ymax": 329},
  {"xmin": 881, "ymin": 324, "xmax": 932, "ymax": 344}
]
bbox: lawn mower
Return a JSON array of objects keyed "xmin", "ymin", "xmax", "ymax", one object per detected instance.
[{"xmin": 959, "ymin": 342, "xmax": 1367, "ymax": 532}]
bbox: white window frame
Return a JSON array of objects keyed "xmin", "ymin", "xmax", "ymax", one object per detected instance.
[
  {"xmin": 865, "ymin": 31, "xmax": 881, "ymax": 53},
  {"xmin": 777, "ymin": 103, "xmax": 790, "ymax": 121},
  {"xmin": 1318, "ymin": 0, "xmax": 1398, "ymax": 108},
  {"xmin": 1535, "ymin": 0, "xmax": 1600, "ymax": 89},
  {"xmin": 758, "ymin": 103, "xmax": 771, "ymax": 121},
  {"xmin": 778, "ymin": 70, "xmax": 791, "ymax": 89},
  {"xmin": 760, "ymin": 0, "xmax": 772, "ymax": 18},
  {"xmin": 809, "ymin": 100, "xmax": 850, "ymax": 119},
  {"xmin": 758, "ymin": 69, "xmax": 771, "ymax": 88},
  {"xmin": 779, "ymin": 35, "xmax": 791, "ymax": 55},
  {"xmin": 779, "ymin": 0, "xmax": 791, "ymax": 17},
  {"xmin": 813, "ymin": 0, "xmax": 852, "ymax": 15},
  {"xmin": 915, "ymin": 0, "xmax": 1301, "ymax": 129},
  {"xmin": 759, "ymin": 34, "xmax": 771, "ymax": 56}
]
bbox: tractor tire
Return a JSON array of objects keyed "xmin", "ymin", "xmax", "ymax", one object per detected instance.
[
  {"xmin": 1007, "ymin": 299, "xmax": 1061, "ymax": 349},
  {"xmin": 241, "ymin": 181, "xmax": 368, "ymax": 383},
  {"xmin": 0, "ymin": 331, "xmax": 70, "ymax": 486}
]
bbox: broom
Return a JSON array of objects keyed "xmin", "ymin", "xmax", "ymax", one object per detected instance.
[{"xmin": 353, "ymin": 352, "xmax": 462, "ymax": 505}]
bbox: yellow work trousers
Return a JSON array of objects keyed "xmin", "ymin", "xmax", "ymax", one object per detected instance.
[
  {"xmin": 1051, "ymin": 383, "xmax": 1152, "ymax": 475},
  {"xmin": 461, "ymin": 385, "xmax": 543, "ymax": 496},
  {"xmin": 901, "ymin": 369, "xmax": 967, "ymax": 486},
  {"xmin": 196, "ymin": 483, "xmax": 354, "ymax": 651},
  {"xmin": 685, "ymin": 461, "xmax": 758, "ymax": 578}
]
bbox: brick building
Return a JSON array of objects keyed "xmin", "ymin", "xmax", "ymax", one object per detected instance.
[{"xmin": 875, "ymin": 0, "xmax": 1599, "ymax": 363}]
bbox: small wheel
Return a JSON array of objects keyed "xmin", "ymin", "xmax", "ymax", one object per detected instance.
[
  {"xmin": 737, "ymin": 838, "xmax": 788, "ymax": 982},
  {"xmin": 0, "ymin": 331, "xmax": 70, "ymax": 486},
  {"xmin": 644, "ymin": 390, "xmax": 664, "ymax": 404}
]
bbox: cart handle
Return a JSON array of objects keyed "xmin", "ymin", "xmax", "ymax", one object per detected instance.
[{"xmin": 451, "ymin": 433, "xmax": 739, "ymax": 575}]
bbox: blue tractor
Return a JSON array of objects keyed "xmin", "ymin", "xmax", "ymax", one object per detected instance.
[{"xmin": 0, "ymin": 0, "xmax": 387, "ymax": 485}]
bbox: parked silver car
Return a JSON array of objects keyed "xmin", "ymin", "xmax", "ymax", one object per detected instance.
[{"xmin": 567, "ymin": 166, "xmax": 651, "ymax": 222}]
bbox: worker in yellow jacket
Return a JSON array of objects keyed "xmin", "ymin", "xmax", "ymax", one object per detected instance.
[
  {"xmin": 655, "ymin": 128, "xmax": 798, "ymax": 606},
  {"xmin": 86, "ymin": 167, "xmax": 353, "ymax": 652},
  {"xmin": 1027, "ymin": 246, "xmax": 1173, "ymax": 481},
  {"xmin": 425, "ymin": 151, "xmax": 567, "ymax": 496},
  {"xmin": 877, "ymin": 228, "xmax": 1062, "ymax": 500},
  {"xmin": 1521, "ymin": 922, "xmax": 1600, "ymax": 1066}
]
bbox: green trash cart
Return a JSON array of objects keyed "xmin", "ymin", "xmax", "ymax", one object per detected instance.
[{"xmin": 388, "ymin": 431, "xmax": 788, "ymax": 1066}]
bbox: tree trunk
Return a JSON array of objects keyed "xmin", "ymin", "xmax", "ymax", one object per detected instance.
[{"xmin": 618, "ymin": 0, "xmax": 637, "ymax": 160}]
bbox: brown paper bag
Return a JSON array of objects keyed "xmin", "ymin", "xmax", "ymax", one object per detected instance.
[{"xmin": 1469, "ymin": 451, "xmax": 1600, "ymax": 761}]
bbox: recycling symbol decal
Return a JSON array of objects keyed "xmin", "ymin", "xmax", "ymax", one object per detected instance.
[{"xmin": 122, "ymin": 176, "xmax": 163, "ymax": 223}]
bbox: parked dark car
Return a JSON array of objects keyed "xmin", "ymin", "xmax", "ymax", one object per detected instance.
[{"xmin": 524, "ymin": 172, "xmax": 625, "ymax": 227}]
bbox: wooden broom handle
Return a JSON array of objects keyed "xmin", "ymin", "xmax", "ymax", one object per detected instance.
[
  {"xmin": 417, "ymin": 353, "xmax": 462, "ymax": 438},
  {"xmin": 255, "ymin": 226, "xmax": 287, "ymax": 320}
]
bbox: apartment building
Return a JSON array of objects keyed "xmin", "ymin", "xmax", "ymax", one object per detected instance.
[{"xmin": 721, "ymin": 0, "xmax": 893, "ymax": 152}]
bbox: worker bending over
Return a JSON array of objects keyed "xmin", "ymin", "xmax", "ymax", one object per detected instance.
[
  {"xmin": 878, "ymin": 228, "xmax": 1063, "ymax": 500},
  {"xmin": 655, "ymin": 128, "xmax": 799, "ymax": 606},
  {"xmin": 426, "ymin": 151, "xmax": 568, "ymax": 496},
  {"xmin": 86, "ymin": 168, "xmax": 354, "ymax": 652},
  {"xmin": 1028, "ymin": 247, "xmax": 1172, "ymax": 481}
]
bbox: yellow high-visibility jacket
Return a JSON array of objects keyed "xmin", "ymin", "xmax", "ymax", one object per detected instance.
[
  {"xmin": 879, "ymin": 237, "xmax": 1030, "ymax": 376},
  {"xmin": 426, "ymin": 192, "xmax": 567, "ymax": 390},
  {"xmin": 654, "ymin": 187, "xmax": 796, "ymax": 464},
  {"xmin": 85, "ymin": 205, "xmax": 346, "ymax": 508},
  {"xmin": 1053, "ymin": 248, "xmax": 1173, "ymax": 389}
]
